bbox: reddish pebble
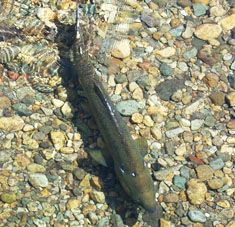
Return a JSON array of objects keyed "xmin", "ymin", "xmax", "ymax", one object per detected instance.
[
  {"xmin": 8, "ymin": 71, "xmax": 20, "ymax": 81},
  {"xmin": 189, "ymin": 154, "xmax": 204, "ymax": 165}
]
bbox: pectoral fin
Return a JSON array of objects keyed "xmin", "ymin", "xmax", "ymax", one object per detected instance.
[
  {"xmin": 135, "ymin": 136, "xmax": 148, "ymax": 156},
  {"xmin": 87, "ymin": 148, "xmax": 112, "ymax": 167}
]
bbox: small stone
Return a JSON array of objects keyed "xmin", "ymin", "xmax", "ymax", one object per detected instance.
[
  {"xmin": 37, "ymin": 7, "xmax": 56, "ymax": 23},
  {"xmin": 209, "ymin": 92, "xmax": 225, "ymax": 105},
  {"xmin": 96, "ymin": 217, "xmax": 109, "ymax": 227},
  {"xmin": 177, "ymin": 0, "xmax": 191, "ymax": 7},
  {"xmin": 194, "ymin": 24, "xmax": 222, "ymax": 40},
  {"xmin": 166, "ymin": 127, "xmax": 184, "ymax": 138},
  {"xmin": 0, "ymin": 116, "xmax": 24, "ymax": 131},
  {"xmin": 159, "ymin": 63, "xmax": 174, "ymax": 77},
  {"xmin": 143, "ymin": 115, "xmax": 154, "ymax": 127},
  {"xmin": 151, "ymin": 127, "xmax": 162, "ymax": 140},
  {"xmin": 187, "ymin": 179, "xmax": 207, "ymax": 204},
  {"xmin": 29, "ymin": 173, "xmax": 49, "ymax": 188},
  {"xmin": 183, "ymin": 131, "xmax": 193, "ymax": 142},
  {"xmin": 61, "ymin": 102, "xmax": 73, "ymax": 118},
  {"xmin": 184, "ymin": 99, "xmax": 204, "ymax": 115},
  {"xmin": 209, "ymin": 157, "xmax": 224, "ymax": 170},
  {"xmin": 217, "ymin": 200, "xmax": 230, "ymax": 208},
  {"xmin": 52, "ymin": 98, "xmax": 64, "ymax": 108},
  {"xmin": 225, "ymin": 92, "xmax": 235, "ymax": 106},
  {"xmin": 204, "ymin": 115, "xmax": 216, "ymax": 127},
  {"xmin": 132, "ymin": 87, "xmax": 143, "ymax": 101},
  {"xmin": 50, "ymin": 131, "xmax": 65, "ymax": 150},
  {"xmin": 67, "ymin": 199, "xmax": 80, "ymax": 209},
  {"xmin": 208, "ymin": 178, "xmax": 223, "ymax": 190},
  {"xmin": 0, "ymin": 192, "xmax": 16, "ymax": 203},
  {"xmin": 88, "ymin": 212, "xmax": 98, "ymax": 225},
  {"xmin": 191, "ymin": 119, "xmax": 204, "ymax": 130},
  {"xmin": 79, "ymin": 174, "xmax": 90, "ymax": 187},
  {"xmin": 183, "ymin": 47, "xmax": 198, "ymax": 59},
  {"xmin": 111, "ymin": 39, "xmax": 130, "ymax": 59},
  {"xmin": 170, "ymin": 25, "xmax": 184, "ymax": 37},
  {"xmin": 0, "ymin": 96, "xmax": 11, "ymax": 109},
  {"xmin": 228, "ymin": 74, "xmax": 235, "ymax": 89},
  {"xmin": 175, "ymin": 143, "xmax": 187, "ymax": 156},
  {"xmin": 173, "ymin": 176, "xmax": 187, "ymax": 189},
  {"xmin": 196, "ymin": 165, "xmax": 214, "ymax": 181},
  {"xmin": 154, "ymin": 165, "xmax": 182, "ymax": 181},
  {"xmin": 116, "ymin": 100, "xmax": 139, "ymax": 116},
  {"xmin": 90, "ymin": 191, "xmax": 105, "ymax": 203},
  {"xmin": 203, "ymin": 73, "xmax": 219, "ymax": 88},
  {"xmin": 27, "ymin": 163, "xmax": 46, "ymax": 174},
  {"xmin": 141, "ymin": 12, "xmax": 157, "ymax": 27},
  {"xmin": 74, "ymin": 168, "xmax": 86, "ymax": 180},
  {"xmin": 91, "ymin": 176, "xmax": 103, "ymax": 191},
  {"xmin": 192, "ymin": 0, "xmax": 208, "ymax": 5},
  {"xmin": 160, "ymin": 218, "xmax": 171, "ymax": 227},
  {"xmin": 210, "ymin": 5, "xmax": 226, "ymax": 17},
  {"xmin": 163, "ymin": 193, "xmax": 179, "ymax": 203},
  {"xmin": 197, "ymin": 49, "xmax": 216, "ymax": 65},
  {"xmin": 188, "ymin": 210, "xmax": 206, "ymax": 223},
  {"xmin": 193, "ymin": 3, "xmax": 207, "ymax": 16},
  {"xmin": 220, "ymin": 14, "xmax": 235, "ymax": 31},
  {"xmin": 227, "ymin": 120, "xmax": 235, "ymax": 129},
  {"xmin": 131, "ymin": 113, "xmax": 143, "ymax": 123},
  {"xmin": 154, "ymin": 47, "xmax": 176, "ymax": 58},
  {"xmin": 147, "ymin": 106, "xmax": 168, "ymax": 116}
]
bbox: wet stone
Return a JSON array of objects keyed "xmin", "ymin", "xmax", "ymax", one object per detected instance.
[
  {"xmin": 12, "ymin": 103, "xmax": 33, "ymax": 116},
  {"xmin": 0, "ymin": 150, "xmax": 11, "ymax": 163},
  {"xmin": 187, "ymin": 179, "xmax": 207, "ymax": 204},
  {"xmin": 173, "ymin": 176, "xmax": 187, "ymax": 189},
  {"xmin": 208, "ymin": 178, "xmax": 224, "ymax": 190},
  {"xmin": 155, "ymin": 79, "xmax": 185, "ymax": 101},
  {"xmin": 193, "ymin": 3, "xmax": 207, "ymax": 16},
  {"xmin": 204, "ymin": 115, "xmax": 216, "ymax": 127},
  {"xmin": 209, "ymin": 157, "xmax": 224, "ymax": 170},
  {"xmin": 183, "ymin": 47, "xmax": 198, "ymax": 59},
  {"xmin": 180, "ymin": 166, "xmax": 190, "ymax": 179},
  {"xmin": 209, "ymin": 92, "xmax": 225, "ymax": 105},
  {"xmin": 159, "ymin": 63, "xmax": 174, "ymax": 77},
  {"xmin": 188, "ymin": 210, "xmax": 206, "ymax": 223},
  {"xmin": 196, "ymin": 165, "xmax": 214, "ymax": 181},
  {"xmin": 29, "ymin": 173, "xmax": 49, "ymax": 188},
  {"xmin": 170, "ymin": 25, "xmax": 184, "ymax": 37},
  {"xmin": 116, "ymin": 100, "xmax": 139, "ymax": 116},
  {"xmin": 0, "ymin": 192, "xmax": 16, "ymax": 203},
  {"xmin": 96, "ymin": 217, "xmax": 109, "ymax": 227},
  {"xmin": 33, "ymin": 131, "xmax": 46, "ymax": 141},
  {"xmin": 228, "ymin": 74, "xmax": 235, "ymax": 89}
]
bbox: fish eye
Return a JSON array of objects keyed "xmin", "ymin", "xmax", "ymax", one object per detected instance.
[
  {"xmin": 131, "ymin": 172, "xmax": 136, "ymax": 177},
  {"xmin": 143, "ymin": 161, "xmax": 146, "ymax": 167}
]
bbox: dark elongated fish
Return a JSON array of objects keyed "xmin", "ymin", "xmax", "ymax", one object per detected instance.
[{"xmin": 72, "ymin": 0, "xmax": 163, "ymax": 223}]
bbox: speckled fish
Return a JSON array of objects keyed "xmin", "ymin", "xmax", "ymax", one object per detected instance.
[{"xmin": 72, "ymin": 0, "xmax": 162, "ymax": 220}]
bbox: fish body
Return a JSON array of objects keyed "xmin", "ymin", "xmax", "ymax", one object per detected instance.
[{"xmin": 72, "ymin": 38, "xmax": 157, "ymax": 212}]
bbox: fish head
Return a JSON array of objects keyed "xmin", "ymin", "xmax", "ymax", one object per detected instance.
[{"xmin": 114, "ymin": 154, "xmax": 157, "ymax": 212}]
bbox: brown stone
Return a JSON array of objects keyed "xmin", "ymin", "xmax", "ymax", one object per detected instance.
[
  {"xmin": 209, "ymin": 92, "xmax": 225, "ymax": 105},
  {"xmin": 226, "ymin": 92, "xmax": 235, "ymax": 107},
  {"xmin": 227, "ymin": 120, "xmax": 235, "ymax": 129},
  {"xmin": 203, "ymin": 73, "xmax": 219, "ymax": 88},
  {"xmin": 196, "ymin": 165, "xmax": 214, "ymax": 181},
  {"xmin": 163, "ymin": 193, "xmax": 179, "ymax": 203},
  {"xmin": 197, "ymin": 49, "xmax": 216, "ymax": 66}
]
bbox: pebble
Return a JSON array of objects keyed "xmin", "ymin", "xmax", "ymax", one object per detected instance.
[
  {"xmin": 154, "ymin": 165, "xmax": 182, "ymax": 181},
  {"xmin": 196, "ymin": 165, "xmax": 214, "ymax": 181},
  {"xmin": 0, "ymin": 115, "xmax": 24, "ymax": 131},
  {"xmin": 0, "ymin": 192, "xmax": 16, "ymax": 203},
  {"xmin": 173, "ymin": 176, "xmax": 187, "ymax": 189},
  {"xmin": 208, "ymin": 178, "xmax": 224, "ymax": 190},
  {"xmin": 191, "ymin": 119, "xmax": 204, "ymax": 130},
  {"xmin": 131, "ymin": 112, "xmax": 143, "ymax": 123},
  {"xmin": 50, "ymin": 131, "xmax": 65, "ymax": 150},
  {"xmin": 166, "ymin": 127, "xmax": 184, "ymax": 138},
  {"xmin": 226, "ymin": 92, "xmax": 235, "ymax": 106},
  {"xmin": 29, "ymin": 173, "xmax": 49, "ymax": 188},
  {"xmin": 220, "ymin": 14, "xmax": 235, "ymax": 31},
  {"xmin": 154, "ymin": 47, "xmax": 176, "ymax": 58},
  {"xmin": 188, "ymin": 210, "xmax": 207, "ymax": 223},
  {"xmin": 209, "ymin": 92, "xmax": 225, "ymax": 105},
  {"xmin": 187, "ymin": 179, "xmax": 207, "ymax": 204},
  {"xmin": 116, "ymin": 100, "xmax": 139, "ymax": 116},
  {"xmin": 216, "ymin": 200, "xmax": 230, "ymax": 209},
  {"xmin": 194, "ymin": 24, "xmax": 222, "ymax": 40},
  {"xmin": 183, "ymin": 47, "xmax": 198, "ymax": 59},
  {"xmin": 27, "ymin": 163, "xmax": 46, "ymax": 174},
  {"xmin": 163, "ymin": 193, "xmax": 179, "ymax": 203},
  {"xmin": 228, "ymin": 74, "xmax": 235, "ymax": 89},
  {"xmin": 159, "ymin": 63, "xmax": 174, "ymax": 77},
  {"xmin": 193, "ymin": 3, "xmax": 207, "ymax": 16},
  {"xmin": 111, "ymin": 39, "xmax": 131, "ymax": 59},
  {"xmin": 209, "ymin": 157, "xmax": 224, "ymax": 170},
  {"xmin": 90, "ymin": 191, "xmax": 105, "ymax": 203}
]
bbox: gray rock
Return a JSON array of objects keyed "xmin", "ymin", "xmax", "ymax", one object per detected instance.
[
  {"xmin": 166, "ymin": 127, "xmax": 184, "ymax": 138},
  {"xmin": 155, "ymin": 78, "xmax": 185, "ymax": 101},
  {"xmin": 116, "ymin": 100, "xmax": 139, "ymax": 116},
  {"xmin": 173, "ymin": 176, "xmax": 187, "ymax": 189},
  {"xmin": 115, "ymin": 74, "xmax": 127, "ymax": 83},
  {"xmin": 16, "ymin": 87, "xmax": 35, "ymax": 100},
  {"xmin": 96, "ymin": 217, "xmax": 109, "ymax": 227},
  {"xmin": 159, "ymin": 63, "xmax": 174, "ymax": 77},
  {"xmin": 191, "ymin": 119, "xmax": 204, "ymax": 130},
  {"xmin": 228, "ymin": 74, "xmax": 235, "ymax": 89},
  {"xmin": 183, "ymin": 47, "xmax": 198, "ymax": 59},
  {"xmin": 141, "ymin": 12, "xmax": 157, "ymax": 27},
  {"xmin": 188, "ymin": 210, "xmax": 206, "ymax": 223},
  {"xmin": 154, "ymin": 165, "xmax": 182, "ymax": 181},
  {"xmin": 209, "ymin": 157, "xmax": 224, "ymax": 170},
  {"xmin": 170, "ymin": 25, "xmax": 184, "ymax": 37},
  {"xmin": 193, "ymin": 3, "xmax": 207, "ymax": 16},
  {"xmin": 112, "ymin": 214, "xmax": 124, "ymax": 227},
  {"xmin": 12, "ymin": 103, "xmax": 33, "ymax": 116},
  {"xmin": 0, "ymin": 150, "xmax": 11, "ymax": 163},
  {"xmin": 29, "ymin": 173, "xmax": 49, "ymax": 188},
  {"xmin": 180, "ymin": 166, "xmax": 190, "ymax": 179},
  {"xmin": 230, "ymin": 60, "xmax": 235, "ymax": 70},
  {"xmin": 205, "ymin": 115, "xmax": 216, "ymax": 127}
]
